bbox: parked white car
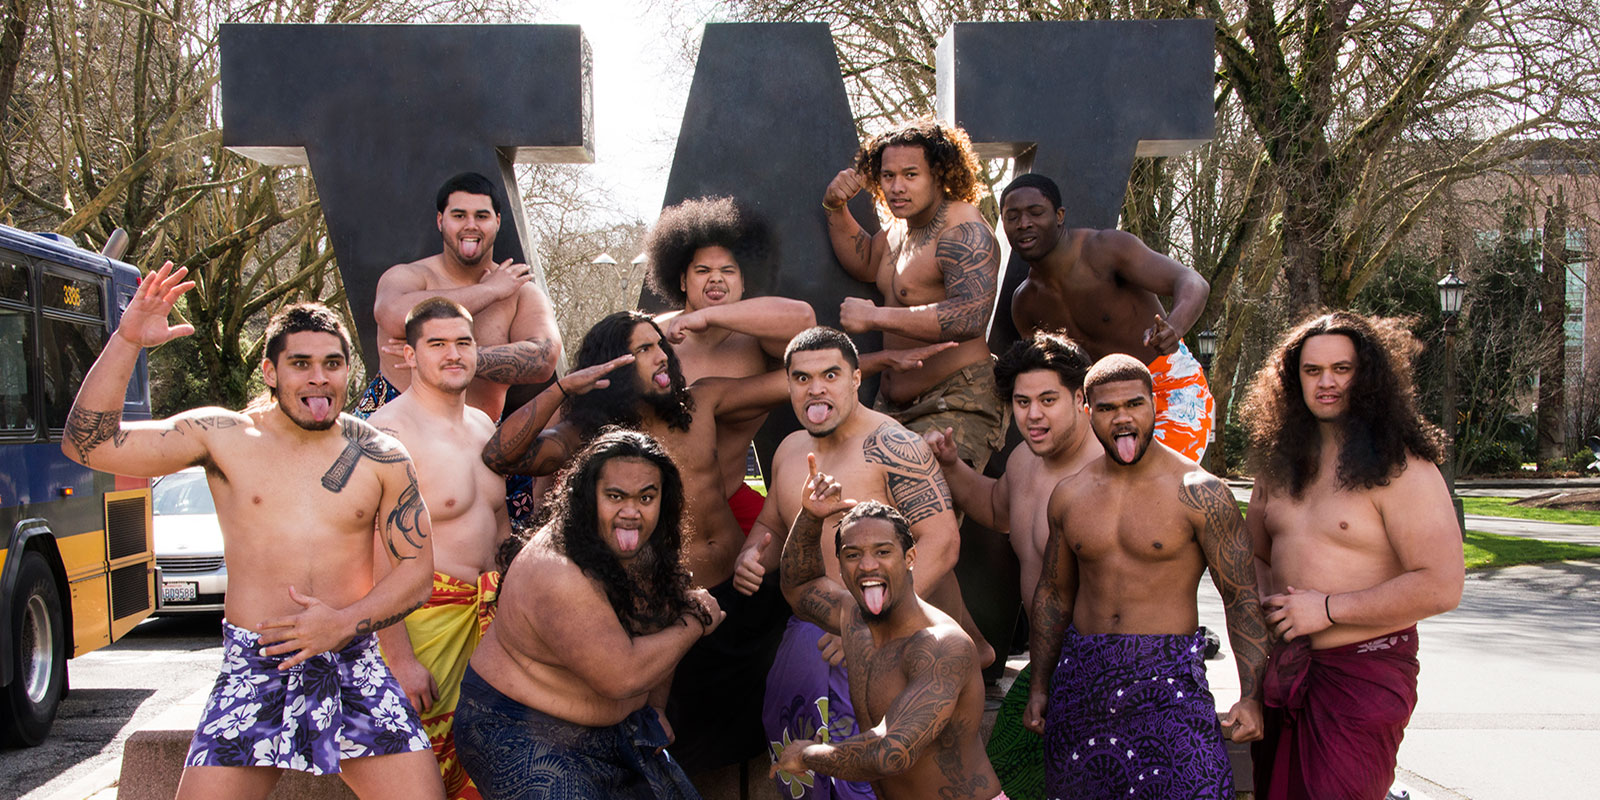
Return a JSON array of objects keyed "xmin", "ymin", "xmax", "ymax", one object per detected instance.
[{"xmin": 152, "ymin": 467, "xmax": 225, "ymax": 615}]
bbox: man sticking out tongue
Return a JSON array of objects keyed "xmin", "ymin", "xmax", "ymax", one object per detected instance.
[{"xmin": 772, "ymin": 458, "xmax": 1002, "ymax": 800}]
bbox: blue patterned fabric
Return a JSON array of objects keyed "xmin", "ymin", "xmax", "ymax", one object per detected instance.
[
  {"xmin": 184, "ymin": 619, "xmax": 430, "ymax": 775},
  {"xmin": 1044, "ymin": 626, "xmax": 1232, "ymax": 799},
  {"xmin": 454, "ymin": 666, "xmax": 700, "ymax": 800}
]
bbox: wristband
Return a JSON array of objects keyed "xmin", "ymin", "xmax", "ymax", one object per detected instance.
[
  {"xmin": 1325, "ymin": 594, "xmax": 1336, "ymax": 625},
  {"xmin": 554, "ymin": 380, "xmax": 569, "ymax": 399},
  {"xmin": 822, "ymin": 199, "xmax": 844, "ymax": 213}
]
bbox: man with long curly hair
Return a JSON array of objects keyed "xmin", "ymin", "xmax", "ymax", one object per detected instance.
[
  {"xmin": 646, "ymin": 196, "xmax": 815, "ymax": 534},
  {"xmin": 1001, "ymin": 172, "xmax": 1214, "ymax": 462},
  {"xmin": 1241, "ymin": 311, "xmax": 1463, "ymax": 800},
  {"xmin": 454, "ymin": 430, "xmax": 724, "ymax": 798},
  {"xmin": 823, "ymin": 119, "xmax": 1006, "ymax": 471}
]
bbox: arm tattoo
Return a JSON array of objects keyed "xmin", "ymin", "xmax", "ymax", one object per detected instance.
[
  {"xmin": 863, "ymin": 423, "xmax": 952, "ymax": 524},
  {"xmin": 933, "ymin": 220, "xmax": 1000, "ymax": 340},
  {"xmin": 157, "ymin": 414, "xmax": 239, "ymax": 438},
  {"xmin": 804, "ymin": 634, "xmax": 973, "ymax": 783},
  {"xmin": 1029, "ymin": 509, "xmax": 1074, "ymax": 696},
  {"xmin": 1180, "ymin": 475, "xmax": 1270, "ymax": 702},
  {"xmin": 476, "ymin": 337, "xmax": 557, "ymax": 384},
  {"xmin": 850, "ymin": 229, "xmax": 872, "ymax": 265},
  {"xmin": 780, "ymin": 511, "xmax": 847, "ymax": 630},
  {"xmin": 383, "ymin": 463, "xmax": 428, "ymax": 561},
  {"xmin": 353, "ymin": 597, "xmax": 426, "ymax": 636},
  {"xmin": 322, "ymin": 417, "xmax": 408, "ymax": 492},
  {"xmin": 64, "ymin": 406, "xmax": 128, "ymax": 463}
]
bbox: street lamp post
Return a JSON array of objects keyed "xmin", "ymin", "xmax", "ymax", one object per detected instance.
[
  {"xmin": 1437, "ymin": 269, "xmax": 1466, "ymax": 537},
  {"xmin": 1193, "ymin": 329, "xmax": 1217, "ymax": 471}
]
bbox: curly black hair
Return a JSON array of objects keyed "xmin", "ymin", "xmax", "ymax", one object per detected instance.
[
  {"xmin": 644, "ymin": 196, "xmax": 772, "ymax": 306},
  {"xmin": 1242, "ymin": 311, "xmax": 1445, "ymax": 498},
  {"xmin": 547, "ymin": 429, "xmax": 709, "ymax": 636},
  {"xmin": 995, "ymin": 329, "xmax": 1092, "ymax": 402},
  {"xmin": 856, "ymin": 118, "xmax": 985, "ymax": 206},
  {"xmin": 564, "ymin": 311, "xmax": 694, "ymax": 440}
]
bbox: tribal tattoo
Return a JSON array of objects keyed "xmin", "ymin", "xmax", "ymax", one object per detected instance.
[
  {"xmin": 908, "ymin": 199, "xmax": 950, "ymax": 249},
  {"xmin": 863, "ymin": 423, "xmax": 952, "ymax": 525},
  {"xmin": 933, "ymin": 221, "xmax": 1000, "ymax": 340},
  {"xmin": 1181, "ymin": 474, "xmax": 1271, "ymax": 701},
  {"xmin": 780, "ymin": 511, "xmax": 849, "ymax": 631},
  {"xmin": 849, "ymin": 229, "xmax": 873, "ymax": 266},
  {"xmin": 321, "ymin": 417, "xmax": 408, "ymax": 492},
  {"xmin": 63, "ymin": 407, "xmax": 127, "ymax": 464},
  {"xmin": 383, "ymin": 463, "xmax": 428, "ymax": 561},
  {"xmin": 354, "ymin": 597, "xmax": 426, "ymax": 636},
  {"xmin": 1029, "ymin": 503, "xmax": 1076, "ymax": 697},
  {"xmin": 476, "ymin": 337, "xmax": 557, "ymax": 384}
]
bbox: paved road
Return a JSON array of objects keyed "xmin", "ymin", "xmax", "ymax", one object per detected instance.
[{"xmin": 0, "ymin": 615, "xmax": 223, "ymax": 800}]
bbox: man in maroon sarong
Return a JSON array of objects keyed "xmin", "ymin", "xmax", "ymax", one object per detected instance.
[{"xmin": 1241, "ymin": 311, "xmax": 1465, "ymax": 799}]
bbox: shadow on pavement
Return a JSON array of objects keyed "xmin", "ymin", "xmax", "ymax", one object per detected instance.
[
  {"xmin": 0, "ymin": 687, "xmax": 156, "ymax": 797},
  {"xmin": 1428, "ymin": 560, "xmax": 1600, "ymax": 672}
]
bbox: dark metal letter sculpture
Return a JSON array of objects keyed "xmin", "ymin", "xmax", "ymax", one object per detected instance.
[{"xmin": 221, "ymin": 24, "xmax": 593, "ymax": 371}]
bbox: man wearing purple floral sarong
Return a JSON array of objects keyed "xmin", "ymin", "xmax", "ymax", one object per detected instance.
[
  {"xmin": 1024, "ymin": 355, "xmax": 1270, "ymax": 799},
  {"xmin": 60, "ymin": 264, "xmax": 442, "ymax": 799}
]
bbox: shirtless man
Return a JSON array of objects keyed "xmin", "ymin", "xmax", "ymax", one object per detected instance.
[
  {"xmin": 824, "ymin": 119, "xmax": 1005, "ymax": 471},
  {"xmin": 1240, "ymin": 311, "xmax": 1463, "ymax": 799},
  {"xmin": 454, "ymin": 430, "xmax": 724, "ymax": 798},
  {"xmin": 732, "ymin": 326, "xmax": 981, "ymax": 800},
  {"xmin": 926, "ymin": 331, "xmax": 1100, "ymax": 800},
  {"xmin": 62, "ymin": 265, "xmax": 440, "ymax": 799},
  {"xmin": 367, "ymin": 172, "xmax": 561, "ymax": 421},
  {"xmin": 366, "ymin": 298, "xmax": 509, "ymax": 800},
  {"xmin": 1024, "ymin": 354, "xmax": 1269, "ymax": 799},
  {"xmin": 772, "ymin": 470, "xmax": 1000, "ymax": 800},
  {"xmin": 1002, "ymin": 172, "xmax": 1215, "ymax": 461},
  {"xmin": 481, "ymin": 310, "xmax": 788, "ymax": 774},
  {"xmin": 646, "ymin": 195, "xmax": 815, "ymax": 531}
]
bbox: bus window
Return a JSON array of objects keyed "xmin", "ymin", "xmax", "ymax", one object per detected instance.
[
  {"xmin": 0, "ymin": 255, "xmax": 28, "ymax": 302},
  {"xmin": 39, "ymin": 316, "xmax": 104, "ymax": 430},
  {"xmin": 43, "ymin": 272, "xmax": 103, "ymax": 318},
  {"xmin": 0, "ymin": 308, "xmax": 33, "ymax": 432}
]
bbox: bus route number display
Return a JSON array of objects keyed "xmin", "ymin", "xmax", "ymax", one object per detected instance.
[{"xmin": 44, "ymin": 272, "xmax": 102, "ymax": 317}]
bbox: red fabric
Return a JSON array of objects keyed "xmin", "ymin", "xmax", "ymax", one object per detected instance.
[
  {"xmin": 1253, "ymin": 627, "xmax": 1420, "ymax": 800},
  {"xmin": 727, "ymin": 482, "xmax": 765, "ymax": 536}
]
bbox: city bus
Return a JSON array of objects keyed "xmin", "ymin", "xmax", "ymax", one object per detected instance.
[{"xmin": 0, "ymin": 224, "xmax": 156, "ymax": 746}]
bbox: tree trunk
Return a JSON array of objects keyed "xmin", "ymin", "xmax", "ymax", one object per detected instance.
[{"xmin": 1536, "ymin": 189, "xmax": 1569, "ymax": 463}]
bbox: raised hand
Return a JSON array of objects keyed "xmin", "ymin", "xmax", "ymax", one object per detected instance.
[
  {"xmin": 823, "ymin": 168, "xmax": 865, "ymax": 211},
  {"xmin": 557, "ymin": 352, "xmax": 635, "ymax": 396},
  {"xmin": 923, "ymin": 426, "xmax": 959, "ymax": 467},
  {"xmin": 479, "ymin": 258, "xmax": 533, "ymax": 299},
  {"xmin": 733, "ymin": 532, "xmax": 772, "ymax": 596},
  {"xmin": 116, "ymin": 261, "xmax": 195, "ymax": 348},
  {"xmin": 1143, "ymin": 313, "xmax": 1179, "ymax": 355},
  {"xmin": 800, "ymin": 454, "xmax": 858, "ymax": 520},
  {"xmin": 838, "ymin": 296, "xmax": 879, "ymax": 334},
  {"xmin": 663, "ymin": 311, "xmax": 709, "ymax": 344}
]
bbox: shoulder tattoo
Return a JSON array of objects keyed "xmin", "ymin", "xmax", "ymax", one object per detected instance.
[
  {"xmin": 322, "ymin": 417, "xmax": 408, "ymax": 492},
  {"xmin": 863, "ymin": 422, "xmax": 952, "ymax": 524}
]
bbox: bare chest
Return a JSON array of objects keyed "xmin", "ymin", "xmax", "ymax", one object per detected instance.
[
  {"xmin": 675, "ymin": 333, "xmax": 767, "ymax": 384},
  {"xmin": 1013, "ymin": 269, "xmax": 1158, "ymax": 360},
  {"xmin": 1262, "ymin": 486, "xmax": 1390, "ymax": 556},
  {"xmin": 880, "ymin": 229, "xmax": 945, "ymax": 308},
  {"xmin": 1065, "ymin": 481, "xmax": 1196, "ymax": 564},
  {"xmin": 844, "ymin": 625, "xmax": 910, "ymax": 725},
  {"xmin": 206, "ymin": 440, "xmax": 385, "ymax": 539}
]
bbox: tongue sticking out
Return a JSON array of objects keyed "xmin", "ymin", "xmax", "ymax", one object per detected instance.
[
  {"xmin": 806, "ymin": 404, "xmax": 829, "ymax": 425},
  {"xmin": 1115, "ymin": 434, "xmax": 1139, "ymax": 463},
  {"xmin": 862, "ymin": 584, "xmax": 886, "ymax": 615},
  {"xmin": 653, "ymin": 373, "xmax": 671, "ymax": 388},
  {"xmin": 305, "ymin": 397, "xmax": 332, "ymax": 421},
  {"xmin": 459, "ymin": 238, "xmax": 481, "ymax": 260},
  {"xmin": 616, "ymin": 528, "xmax": 640, "ymax": 553}
]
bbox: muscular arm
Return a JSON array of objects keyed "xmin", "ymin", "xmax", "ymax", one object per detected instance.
[
  {"xmin": 1181, "ymin": 474, "xmax": 1269, "ymax": 703},
  {"xmin": 373, "ymin": 264, "xmax": 508, "ymax": 336},
  {"xmin": 863, "ymin": 220, "xmax": 1000, "ymax": 342},
  {"xmin": 1327, "ymin": 460, "xmax": 1465, "ymax": 627},
  {"xmin": 779, "ymin": 510, "xmax": 852, "ymax": 636},
  {"xmin": 473, "ymin": 283, "xmax": 562, "ymax": 384},
  {"xmin": 863, "ymin": 423, "xmax": 958, "ymax": 594},
  {"xmin": 698, "ymin": 368, "xmax": 790, "ymax": 424},
  {"xmin": 693, "ymin": 298, "xmax": 817, "ymax": 359},
  {"xmin": 1098, "ymin": 230, "xmax": 1210, "ymax": 344},
  {"xmin": 349, "ymin": 457, "xmax": 435, "ymax": 635},
  {"xmin": 796, "ymin": 633, "xmax": 972, "ymax": 781},
  {"xmin": 941, "ymin": 454, "xmax": 1007, "ymax": 532},
  {"xmin": 481, "ymin": 388, "xmax": 575, "ymax": 476},
  {"xmin": 1028, "ymin": 481, "xmax": 1078, "ymax": 708},
  {"xmin": 1245, "ymin": 480, "xmax": 1276, "ymax": 600},
  {"xmin": 826, "ymin": 205, "xmax": 886, "ymax": 283}
]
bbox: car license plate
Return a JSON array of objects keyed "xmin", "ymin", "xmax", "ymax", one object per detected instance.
[{"xmin": 162, "ymin": 581, "xmax": 198, "ymax": 603}]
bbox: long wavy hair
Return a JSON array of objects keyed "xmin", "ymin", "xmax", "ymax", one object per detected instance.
[
  {"xmin": 855, "ymin": 118, "xmax": 984, "ymax": 206},
  {"xmin": 1242, "ymin": 311, "xmax": 1445, "ymax": 498},
  {"xmin": 549, "ymin": 429, "xmax": 708, "ymax": 636},
  {"xmin": 564, "ymin": 311, "xmax": 694, "ymax": 439}
]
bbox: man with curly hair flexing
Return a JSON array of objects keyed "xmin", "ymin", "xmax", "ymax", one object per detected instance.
[
  {"xmin": 824, "ymin": 119, "xmax": 1005, "ymax": 472},
  {"xmin": 1241, "ymin": 312, "xmax": 1463, "ymax": 799}
]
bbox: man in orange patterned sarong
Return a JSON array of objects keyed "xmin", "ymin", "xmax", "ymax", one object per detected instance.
[
  {"xmin": 368, "ymin": 298, "xmax": 512, "ymax": 799},
  {"xmin": 1003, "ymin": 173, "xmax": 1214, "ymax": 461}
]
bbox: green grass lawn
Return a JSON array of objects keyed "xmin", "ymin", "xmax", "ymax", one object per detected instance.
[
  {"xmin": 1461, "ymin": 497, "xmax": 1600, "ymax": 526},
  {"xmin": 1463, "ymin": 530, "xmax": 1600, "ymax": 570}
]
